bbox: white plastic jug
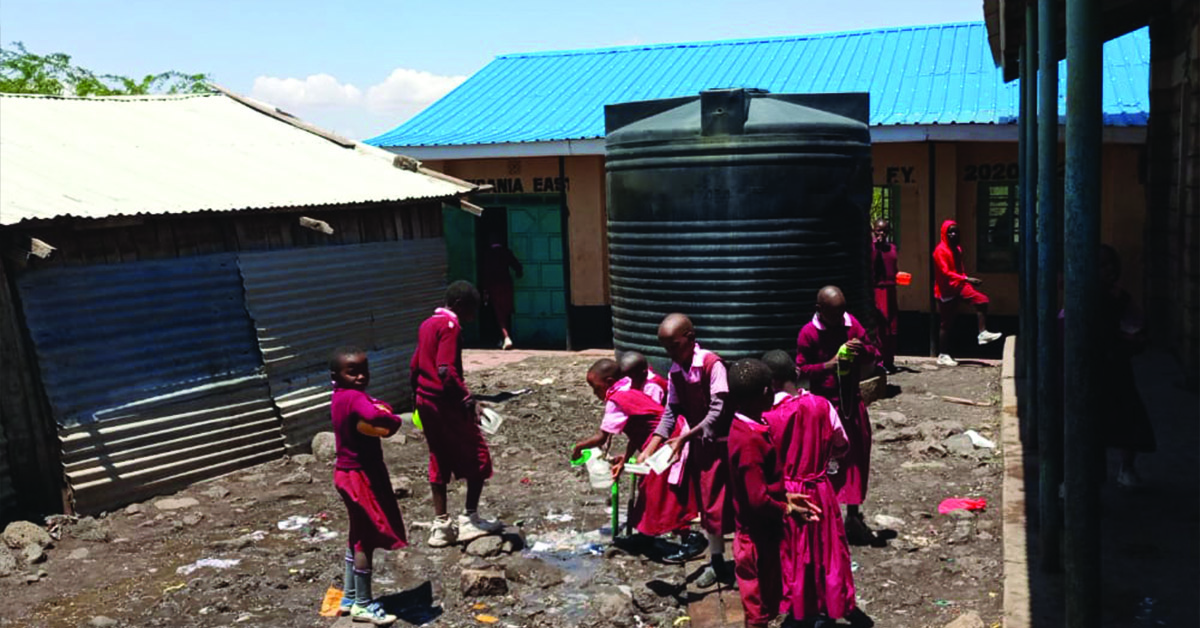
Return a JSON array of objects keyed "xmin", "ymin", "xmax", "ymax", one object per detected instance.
[{"xmin": 583, "ymin": 448, "xmax": 613, "ymax": 490}]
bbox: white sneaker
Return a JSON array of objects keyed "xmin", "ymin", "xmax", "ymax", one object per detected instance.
[
  {"xmin": 937, "ymin": 354, "xmax": 959, "ymax": 367},
  {"xmin": 457, "ymin": 512, "xmax": 503, "ymax": 542},
  {"xmin": 501, "ymin": 337, "xmax": 514, "ymax": 350},
  {"xmin": 427, "ymin": 515, "xmax": 457, "ymax": 548},
  {"xmin": 977, "ymin": 330, "xmax": 1003, "ymax": 345}
]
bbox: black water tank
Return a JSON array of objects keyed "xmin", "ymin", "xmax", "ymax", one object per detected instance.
[{"xmin": 606, "ymin": 88, "xmax": 872, "ymax": 367}]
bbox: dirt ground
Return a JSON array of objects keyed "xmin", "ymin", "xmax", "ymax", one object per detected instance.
[{"xmin": 0, "ymin": 351, "xmax": 1003, "ymax": 628}]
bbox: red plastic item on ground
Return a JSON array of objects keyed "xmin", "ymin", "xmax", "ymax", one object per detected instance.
[
  {"xmin": 937, "ymin": 497, "xmax": 987, "ymax": 514},
  {"xmin": 896, "ymin": 271, "xmax": 913, "ymax": 286}
]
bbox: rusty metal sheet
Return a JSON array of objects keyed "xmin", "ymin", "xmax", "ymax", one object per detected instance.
[
  {"xmin": 16, "ymin": 254, "xmax": 286, "ymax": 513},
  {"xmin": 237, "ymin": 239, "xmax": 447, "ymax": 451}
]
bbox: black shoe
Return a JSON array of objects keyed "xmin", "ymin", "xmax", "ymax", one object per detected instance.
[
  {"xmin": 662, "ymin": 531, "xmax": 708, "ymax": 564},
  {"xmin": 693, "ymin": 559, "xmax": 735, "ymax": 588},
  {"xmin": 845, "ymin": 514, "xmax": 876, "ymax": 547},
  {"xmin": 847, "ymin": 608, "xmax": 875, "ymax": 628},
  {"xmin": 613, "ymin": 533, "xmax": 653, "ymax": 554}
]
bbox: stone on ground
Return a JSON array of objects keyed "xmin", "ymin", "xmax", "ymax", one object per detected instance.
[
  {"xmin": 69, "ymin": 547, "xmax": 90, "ymax": 560},
  {"xmin": 275, "ymin": 470, "xmax": 313, "ymax": 485},
  {"xmin": 0, "ymin": 546, "xmax": 17, "ymax": 576},
  {"xmin": 290, "ymin": 453, "xmax": 316, "ymax": 466},
  {"xmin": 89, "ymin": 616, "xmax": 119, "ymax": 627},
  {"xmin": 22, "ymin": 543, "xmax": 46, "ymax": 564},
  {"xmin": 4, "ymin": 521, "xmax": 52, "ymax": 550},
  {"xmin": 390, "ymin": 475, "xmax": 413, "ymax": 498},
  {"xmin": 460, "ymin": 567, "xmax": 508, "ymax": 596},
  {"xmin": 944, "ymin": 610, "xmax": 985, "ymax": 628},
  {"xmin": 465, "ymin": 535, "xmax": 504, "ymax": 557},
  {"xmin": 70, "ymin": 516, "xmax": 112, "ymax": 542},
  {"xmin": 943, "ymin": 433, "xmax": 976, "ymax": 457},
  {"xmin": 154, "ymin": 497, "xmax": 199, "ymax": 511},
  {"xmin": 311, "ymin": 432, "xmax": 337, "ymax": 462},
  {"xmin": 873, "ymin": 514, "xmax": 906, "ymax": 529}
]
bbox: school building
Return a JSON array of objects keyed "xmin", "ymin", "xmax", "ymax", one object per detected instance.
[
  {"xmin": 367, "ymin": 21, "xmax": 1151, "ymax": 354},
  {"xmin": 0, "ymin": 89, "xmax": 482, "ymax": 518}
]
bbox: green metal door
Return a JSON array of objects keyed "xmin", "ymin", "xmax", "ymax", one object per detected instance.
[{"xmin": 507, "ymin": 199, "xmax": 567, "ymax": 348}]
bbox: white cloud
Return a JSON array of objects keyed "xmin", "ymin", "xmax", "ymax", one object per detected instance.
[
  {"xmin": 365, "ymin": 68, "xmax": 467, "ymax": 115},
  {"xmin": 251, "ymin": 73, "xmax": 362, "ymax": 109},
  {"xmin": 248, "ymin": 68, "xmax": 466, "ymax": 138}
]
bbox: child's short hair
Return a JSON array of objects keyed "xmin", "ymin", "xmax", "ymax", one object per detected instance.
[
  {"xmin": 445, "ymin": 280, "xmax": 480, "ymax": 306},
  {"xmin": 728, "ymin": 358, "xmax": 772, "ymax": 399},
  {"xmin": 588, "ymin": 358, "xmax": 620, "ymax": 380},
  {"xmin": 761, "ymin": 350, "xmax": 797, "ymax": 383},
  {"xmin": 617, "ymin": 351, "xmax": 648, "ymax": 376},
  {"xmin": 329, "ymin": 345, "xmax": 366, "ymax": 371}
]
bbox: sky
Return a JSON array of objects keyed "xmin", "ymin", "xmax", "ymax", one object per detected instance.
[{"xmin": 1, "ymin": 0, "xmax": 984, "ymax": 140}]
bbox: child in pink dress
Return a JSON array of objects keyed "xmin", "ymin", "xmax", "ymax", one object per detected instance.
[
  {"xmin": 762, "ymin": 351, "xmax": 872, "ymax": 627},
  {"xmin": 329, "ymin": 346, "xmax": 406, "ymax": 625}
]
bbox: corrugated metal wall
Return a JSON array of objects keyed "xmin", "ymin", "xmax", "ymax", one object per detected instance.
[
  {"xmin": 238, "ymin": 240, "xmax": 447, "ymax": 451},
  {"xmin": 16, "ymin": 254, "xmax": 285, "ymax": 513}
]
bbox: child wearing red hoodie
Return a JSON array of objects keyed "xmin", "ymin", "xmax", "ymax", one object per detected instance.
[{"xmin": 932, "ymin": 219, "xmax": 1003, "ymax": 365}]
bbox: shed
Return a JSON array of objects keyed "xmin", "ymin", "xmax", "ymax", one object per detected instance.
[{"xmin": 0, "ymin": 89, "xmax": 484, "ymax": 517}]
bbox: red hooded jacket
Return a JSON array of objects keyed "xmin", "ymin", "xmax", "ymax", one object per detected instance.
[{"xmin": 933, "ymin": 219, "xmax": 970, "ymax": 301}]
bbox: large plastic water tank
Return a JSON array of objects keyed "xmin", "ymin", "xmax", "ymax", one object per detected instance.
[{"xmin": 605, "ymin": 88, "xmax": 872, "ymax": 366}]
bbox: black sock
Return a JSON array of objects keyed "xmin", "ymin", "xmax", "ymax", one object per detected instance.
[{"xmin": 354, "ymin": 568, "xmax": 372, "ymax": 606}]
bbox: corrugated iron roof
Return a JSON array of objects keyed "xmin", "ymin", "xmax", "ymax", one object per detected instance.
[
  {"xmin": 367, "ymin": 22, "xmax": 1149, "ymax": 148},
  {"xmin": 0, "ymin": 90, "xmax": 479, "ymax": 226}
]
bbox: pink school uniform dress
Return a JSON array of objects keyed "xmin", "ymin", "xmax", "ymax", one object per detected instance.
[
  {"xmin": 652, "ymin": 344, "xmax": 733, "ymax": 536},
  {"xmin": 331, "ymin": 387, "xmax": 407, "ymax": 553},
  {"xmin": 727, "ymin": 411, "xmax": 786, "ymax": 626},
  {"xmin": 765, "ymin": 392, "xmax": 857, "ymax": 621},
  {"xmin": 796, "ymin": 312, "xmax": 878, "ymax": 506},
  {"xmin": 600, "ymin": 374, "xmax": 695, "ymax": 536}
]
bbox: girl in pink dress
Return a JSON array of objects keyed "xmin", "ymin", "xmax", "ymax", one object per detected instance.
[{"xmin": 329, "ymin": 346, "xmax": 406, "ymax": 625}]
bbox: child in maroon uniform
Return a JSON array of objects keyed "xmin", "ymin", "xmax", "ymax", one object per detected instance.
[
  {"xmin": 933, "ymin": 219, "xmax": 1003, "ymax": 365},
  {"xmin": 329, "ymin": 346, "xmax": 405, "ymax": 625},
  {"xmin": 725, "ymin": 358, "xmax": 822, "ymax": 628},
  {"xmin": 638, "ymin": 313, "xmax": 733, "ymax": 586},
  {"xmin": 410, "ymin": 281, "xmax": 503, "ymax": 548},
  {"xmin": 871, "ymin": 219, "xmax": 900, "ymax": 373},
  {"xmin": 795, "ymin": 286, "xmax": 879, "ymax": 546},
  {"xmin": 763, "ymin": 351, "xmax": 873, "ymax": 628},
  {"xmin": 570, "ymin": 357, "xmax": 702, "ymax": 557}
]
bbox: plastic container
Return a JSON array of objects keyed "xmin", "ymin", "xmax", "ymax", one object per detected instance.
[
  {"xmin": 585, "ymin": 450, "xmax": 614, "ymax": 490},
  {"xmin": 645, "ymin": 446, "xmax": 674, "ymax": 475},
  {"xmin": 896, "ymin": 271, "xmax": 912, "ymax": 286},
  {"xmin": 623, "ymin": 462, "xmax": 652, "ymax": 476},
  {"xmin": 480, "ymin": 408, "xmax": 503, "ymax": 435}
]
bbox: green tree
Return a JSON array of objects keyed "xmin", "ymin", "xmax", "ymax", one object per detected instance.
[{"xmin": 0, "ymin": 42, "xmax": 210, "ymax": 96}]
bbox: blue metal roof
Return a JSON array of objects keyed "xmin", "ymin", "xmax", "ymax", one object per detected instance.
[{"xmin": 367, "ymin": 22, "xmax": 1149, "ymax": 148}]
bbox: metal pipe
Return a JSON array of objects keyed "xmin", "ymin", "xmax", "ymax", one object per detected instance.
[
  {"xmin": 1025, "ymin": 7, "xmax": 1040, "ymax": 440},
  {"xmin": 1064, "ymin": 0, "xmax": 1103, "ymax": 624},
  {"xmin": 1036, "ymin": 0, "xmax": 1062, "ymax": 573}
]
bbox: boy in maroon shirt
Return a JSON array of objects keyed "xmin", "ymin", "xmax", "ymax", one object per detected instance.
[
  {"xmin": 796, "ymin": 286, "xmax": 879, "ymax": 546},
  {"xmin": 725, "ymin": 358, "xmax": 821, "ymax": 628},
  {"xmin": 410, "ymin": 280, "xmax": 503, "ymax": 548},
  {"xmin": 638, "ymin": 313, "xmax": 732, "ymax": 587}
]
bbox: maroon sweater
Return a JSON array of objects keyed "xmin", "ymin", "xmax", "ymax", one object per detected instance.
[
  {"xmin": 727, "ymin": 413, "xmax": 786, "ymax": 536},
  {"xmin": 410, "ymin": 308, "xmax": 470, "ymax": 403}
]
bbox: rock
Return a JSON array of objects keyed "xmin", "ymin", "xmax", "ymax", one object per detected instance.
[
  {"xmin": 503, "ymin": 556, "xmax": 564, "ymax": 587},
  {"xmin": 873, "ymin": 514, "xmax": 906, "ymax": 529},
  {"xmin": 0, "ymin": 546, "xmax": 16, "ymax": 576},
  {"xmin": 907, "ymin": 440, "xmax": 947, "ymax": 457},
  {"xmin": 901, "ymin": 461, "xmax": 949, "ymax": 470},
  {"xmin": 950, "ymin": 520, "xmax": 975, "ymax": 544},
  {"xmin": 500, "ymin": 532, "xmax": 525, "ymax": 554},
  {"xmin": 385, "ymin": 433, "xmax": 408, "ymax": 446},
  {"xmin": 591, "ymin": 588, "xmax": 635, "ymax": 624},
  {"xmin": 237, "ymin": 473, "xmax": 265, "ymax": 484},
  {"xmin": 943, "ymin": 433, "xmax": 976, "ymax": 457},
  {"xmin": 460, "ymin": 567, "xmax": 508, "ymax": 596},
  {"xmin": 124, "ymin": 504, "xmax": 143, "ymax": 516},
  {"xmin": 944, "ymin": 610, "xmax": 985, "ymax": 628},
  {"xmin": 390, "ymin": 475, "xmax": 413, "ymax": 498},
  {"xmin": 465, "ymin": 536, "xmax": 504, "ymax": 558},
  {"xmin": 920, "ymin": 420, "xmax": 966, "ymax": 440},
  {"xmin": 876, "ymin": 426, "xmax": 922, "ymax": 443},
  {"xmin": 276, "ymin": 470, "xmax": 313, "ymax": 486},
  {"xmin": 3, "ymin": 521, "xmax": 52, "ymax": 550},
  {"xmin": 23, "ymin": 544, "xmax": 46, "ymax": 564},
  {"xmin": 89, "ymin": 616, "xmax": 119, "ymax": 627},
  {"xmin": 859, "ymin": 376, "xmax": 886, "ymax": 405},
  {"xmin": 182, "ymin": 513, "xmax": 205, "ymax": 526},
  {"xmin": 68, "ymin": 548, "xmax": 90, "ymax": 560},
  {"xmin": 70, "ymin": 516, "xmax": 112, "ymax": 542},
  {"xmin": 872, "ymin": 410, "xmax": 908, "ymax": 429},
  {"xmin": 201, "ymin": 485, "xmax": 230, "ymax": 499},
  {"xmin": 290, "ymin": 454, "xmax": 316, "ymax": 466},
  {"xmin": 154, "ymin": 497, "xmax": 199, "ymax": 511},
  {"xmin": 311, "ymin": 432, "xmax": 337, "ymax": 463}
]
